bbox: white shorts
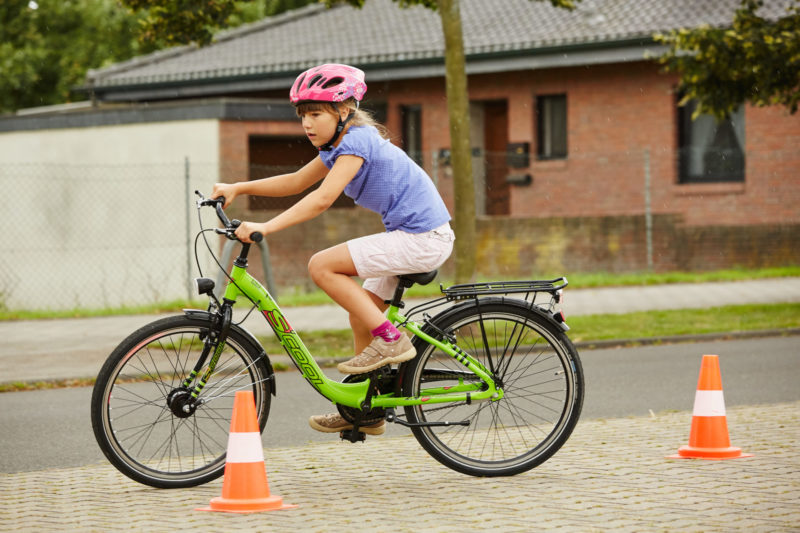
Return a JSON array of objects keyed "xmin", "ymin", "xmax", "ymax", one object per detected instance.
[{"xmin": 346, "ymin": 223, "xmax": 455, "ymax": 300}]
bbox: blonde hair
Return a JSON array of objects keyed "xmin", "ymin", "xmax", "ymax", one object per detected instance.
[{"xmin": 296, "ymin": 98, "xmax": 390, "ymax": 139}]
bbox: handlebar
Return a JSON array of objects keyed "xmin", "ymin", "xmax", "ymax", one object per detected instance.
[{"xmin": 195, "ymin": 191, "xmax": 263, "ymax": 243}]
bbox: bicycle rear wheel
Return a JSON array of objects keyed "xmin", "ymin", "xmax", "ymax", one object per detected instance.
[
  {"xmin": 402, "ymin": 299, "xmax": 583, "ymax": 476},
  {"xmin": 91, "ymin": 314, "xmax": 273, "ymax": 488}
]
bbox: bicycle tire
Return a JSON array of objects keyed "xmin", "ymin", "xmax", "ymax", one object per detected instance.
[
  {"xmin": 91, "ymin": 314, "xmax": 273, "ymax": 488},
  {"xmin": 402, "ymin": 298, "xmax": 584, "ymax": 477}
]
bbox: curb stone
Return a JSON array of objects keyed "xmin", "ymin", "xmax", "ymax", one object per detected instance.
[{"xmin": 1, "ymin": 328, "xmax": 798, "ymax": 388}]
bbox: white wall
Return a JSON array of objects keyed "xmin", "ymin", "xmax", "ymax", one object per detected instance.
[
  {"xmin": 0, "ymin": 120, "xmax": 222, "ymax": 310},
  {"xmin": 0, "ymin": 120, "xmax": 219, "ymax": 165}
]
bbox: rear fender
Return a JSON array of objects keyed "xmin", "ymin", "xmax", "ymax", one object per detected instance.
[{"xmin": 427, "ymin": 297, "xmax": 569, "ymax": 333}]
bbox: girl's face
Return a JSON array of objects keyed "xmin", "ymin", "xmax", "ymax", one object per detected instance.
[{"xmin": 299, "ymin": 108, "xmax": 342, "ymax": 148}]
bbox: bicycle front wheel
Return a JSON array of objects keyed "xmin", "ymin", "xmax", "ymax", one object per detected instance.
[
  {"xmin": 402, "ymin": 299, "xmax": 584, "ymax": 476},
  {"xmin": 91, "ymin": 314, "xmax": 273, "ymax": 488}
]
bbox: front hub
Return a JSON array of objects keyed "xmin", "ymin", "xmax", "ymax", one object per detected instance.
[{"xmin": 166, "ymin": 388, "xmax": 197, "ymax": 418}]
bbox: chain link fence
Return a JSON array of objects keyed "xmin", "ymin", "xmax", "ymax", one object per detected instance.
[
  {"xmin": 0, "ymin": 160, "xmax": 220, "ymax": 311},
  {"xmin": 2, "ymin": 147, "xmax": 798, "ymax": 312}
]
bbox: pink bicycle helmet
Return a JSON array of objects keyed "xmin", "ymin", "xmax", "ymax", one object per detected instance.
[{"xmin": 289, "ymin": 64, "xmax": 367, "ymax": 105}]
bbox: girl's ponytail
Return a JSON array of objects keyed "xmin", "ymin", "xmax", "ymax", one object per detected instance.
[{"xmin": 342, "ymin": 100, "xmax": 390, "ymax": 140}]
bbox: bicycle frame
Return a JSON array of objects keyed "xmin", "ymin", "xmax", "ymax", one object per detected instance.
[{"xmin": 222, "ymin": 260, "xmax": 502, "ymax": 410}]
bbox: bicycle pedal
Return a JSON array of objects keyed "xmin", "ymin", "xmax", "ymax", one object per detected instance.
[
  {"xmin": 339, "ymin": 430, "xmax": 366, "ymax": 443},
  {"xmin": 356, "ymin": 364, "xmax": 391, "ymax": 376}
]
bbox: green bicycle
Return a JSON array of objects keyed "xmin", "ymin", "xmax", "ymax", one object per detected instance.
[{"xmin": 91, "ymin": 192, "xmax": 584, "ymax": 488}]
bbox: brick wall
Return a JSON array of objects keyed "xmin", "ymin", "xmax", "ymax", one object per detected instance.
[
  {"xmin": 223, "ymin": 212, "xmax": 800, "ymax": 291},
  {"xmin": 218, "ymin": 120, "xmax": 305, "ymax": 180},
  {"xmin": 216, "ymin": 62, "xmax": 799, "ymax": 289},
  {"xmin": 474, "ymin": 215, "xmax": 799, "ymax": 278},
  {"xmin": 382, "ymin": 61, "xmax": 800, "ymax": 227},
  {"xmin": 228, "ymin": 208, "xmax": 386, "ymax": 294}
]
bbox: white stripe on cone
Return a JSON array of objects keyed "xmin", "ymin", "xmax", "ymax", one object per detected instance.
[
  {"xmin": 226, "ymin": 432, "xmax": 265, "ymax": 463},
  {"xmin": 692, "ymin": 390, "xmax": 726, "ymax": 417}
]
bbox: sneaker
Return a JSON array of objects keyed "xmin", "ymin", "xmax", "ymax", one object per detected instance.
[
  {"xmin": 308, "ymin": 413, "xmax": 386, "ymax": 435},
  {"xmin": 337, "ymin": 333, "xmax": 416, "ymax": 374}
]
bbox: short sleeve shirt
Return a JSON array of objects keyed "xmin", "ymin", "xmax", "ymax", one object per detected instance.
[{"xmin": 318, "ymin": 126, "xmax": 451, "ymax": 233}]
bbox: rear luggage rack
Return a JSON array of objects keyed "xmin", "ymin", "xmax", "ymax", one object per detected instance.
[
  {"xmin": 442, "ymin": 277, "xmax": 568, "ymax": 300},
  {"xmin": 441, "ymin": 277, "xmax": 568, "ymax": 314},
  {"xmin": 404, "ymin": 278, "xmax": 569, "ymax": 325}
]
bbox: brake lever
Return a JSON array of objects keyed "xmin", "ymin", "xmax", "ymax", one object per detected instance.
[
  {"xmin": 196, "ymin": 191, "xmax": 262, "ymax": 243},
  {"xmin": 215, "ymin": 227, "xmax": 238, "ymax": 240}
]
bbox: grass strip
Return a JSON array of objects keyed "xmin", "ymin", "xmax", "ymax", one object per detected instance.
[
  {"xmin": 267, "ymin": 266, "xmax": 800, "ymax": 307},
  {"xmin": 567, "ymin": 302, "xmax": 800, "ymax": 343},
  {"xmin": 2, "ymin": 303, "xmax": 797, "ymax": 392},
  {"xmin": 3, "ymin": 266, "xmax": 798, "ymax": 320}
]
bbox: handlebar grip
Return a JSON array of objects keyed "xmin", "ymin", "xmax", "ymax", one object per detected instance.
[{"xmin": 250, "ymin": 232, "xmax": 263, "ymax": 243}]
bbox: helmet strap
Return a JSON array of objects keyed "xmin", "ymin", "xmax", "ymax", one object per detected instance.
[{"xmin": 319, "ymin": 103, "xmax": 356, "ymax": 152}]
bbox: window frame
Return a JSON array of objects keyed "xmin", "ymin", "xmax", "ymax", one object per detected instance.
[
  {"xmin": 400, "ymin": 104, "xmax": 423, "ymax": 166},
  {"xmin": 536, "ymin": 93, "xmax": 568, "ymax": 160},
  {"xmin": 677, "ymin": 98, "xmax": 746, "ymax": 184}
]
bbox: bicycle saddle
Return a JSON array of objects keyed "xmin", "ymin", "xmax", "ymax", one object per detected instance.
[{"xmin": 398, "ymin": 270, "xmax": 438, "ymax": 288}]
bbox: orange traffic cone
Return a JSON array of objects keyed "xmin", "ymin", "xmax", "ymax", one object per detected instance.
[
  {"xmin": 197, "ymin": 390, "xmax": 297, "ymax": 513},
  {"xmin": 667, "ymin": 354, "xmax": 752, "ymax": 460}
]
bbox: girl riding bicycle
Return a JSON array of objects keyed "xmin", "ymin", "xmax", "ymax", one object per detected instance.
[{"xmin": 211, "ymin": 63, "xmax": 454, "ymax": 436}]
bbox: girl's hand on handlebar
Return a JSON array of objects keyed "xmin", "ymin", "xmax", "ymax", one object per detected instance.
[
  {"xmin": 211, "ymin": 183, "xmax": 237, "ymax": 208},
  {"xmin": 234, "ymin": 221, "xmax": 267, "ymax": 243}
]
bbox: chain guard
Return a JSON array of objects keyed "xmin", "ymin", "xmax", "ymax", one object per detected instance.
[
  {"xmin": 336, "ymin": 367, "xmax": 399, "ymax": 425},
  {"xmin": 337, "ymin": 404, "xmax": 385, "ymax": 425}
]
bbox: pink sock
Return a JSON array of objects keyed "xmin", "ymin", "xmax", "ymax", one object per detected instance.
[{"xmin": 371, "ymin": 320, "xmax": 401, "ymax": 342}]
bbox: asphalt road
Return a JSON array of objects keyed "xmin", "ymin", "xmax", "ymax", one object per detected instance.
[{"xmin": 1, "ymin": 335, "xmax": 797, "ymax": 474}]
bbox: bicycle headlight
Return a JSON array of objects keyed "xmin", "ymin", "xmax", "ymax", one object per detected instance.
[{"xmin": 194, "ymin": 277, "xmax": 216, "ymax": 296}]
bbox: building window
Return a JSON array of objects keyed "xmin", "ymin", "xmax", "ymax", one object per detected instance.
[
  {"xmin": 401, "ymin": 105, "xmax": 423, "ymax": 165},
  {"xmin": 248, "ymin": 135, "xmax": 354, "ymax": 210},
  {"xmin": 678, "ymin": 99, "xmax": 745, "ymax": 183},
  {"xmin": 536, "ymin": 94, "xmax": 567, "ymax": 159}
]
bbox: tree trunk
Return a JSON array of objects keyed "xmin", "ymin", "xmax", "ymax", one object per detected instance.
[{"xmin": 437, "ymin": 0, "xmax": 476, "ymax": 283}]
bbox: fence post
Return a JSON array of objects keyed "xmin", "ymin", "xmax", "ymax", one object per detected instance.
[
  {"xmin": 431, "ymin": 149, "xmax": 439, "ymax": 186},
  {"xmin": 185, "ymin": 156, "xmax": 193, "ymax": 301},
  {"xmin": 214, "ymin": 238, "xmax": 279, "ymax": 303},
  {"xmin": 214, "ymin": 240, "xmax": 235, "ymax": 301},
  {"xmin": 644, "ymin": 149, "xmax": 653, "ymax": 271}
]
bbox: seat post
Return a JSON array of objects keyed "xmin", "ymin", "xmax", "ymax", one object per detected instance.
[
  {"xmin": 387, "ymin": 270, "xmax": 438, "ymax": 308},
  {"xmin": 387, "ymin": 280, "xmax": 411, "ymax": 308}
]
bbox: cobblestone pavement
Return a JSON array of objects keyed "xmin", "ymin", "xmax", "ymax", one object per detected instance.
[{"xmin": 1, "ymin": 401, "xmax": 797, "ymax": 532}]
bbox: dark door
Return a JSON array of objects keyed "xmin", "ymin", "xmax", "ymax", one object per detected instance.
[
  {"xmin": 248, "ymin": 136, "xmax": 353, "ymax": 210},
  {"xmin": 483, "ymin": 101, "xmax": 510, "ymax": 216}
]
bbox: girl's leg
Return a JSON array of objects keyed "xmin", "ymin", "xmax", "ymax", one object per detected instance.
[
  {"xmin": 308, "ymin": 243, "xmax": 387, "ymax": 332},
  {"xmin": 309, "ymin": 243, "xmax": 412, "ymax": 374},
  {"xmin": 349, "ymin": 290, "xmax": 389, "ymax": 354},
  {"xmin": 306, "ymin": 245, "xmax": 392, "ymax": 434}
]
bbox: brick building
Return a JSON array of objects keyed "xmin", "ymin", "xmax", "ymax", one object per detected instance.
[{"xmin": 5, "ymin": 0, "xmax": 799, "ymax": 294}]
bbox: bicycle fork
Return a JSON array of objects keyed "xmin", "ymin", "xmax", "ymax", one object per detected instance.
[{"xmin": 166, "ymin": 303, "xmax": 233, "ymax": 417}]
